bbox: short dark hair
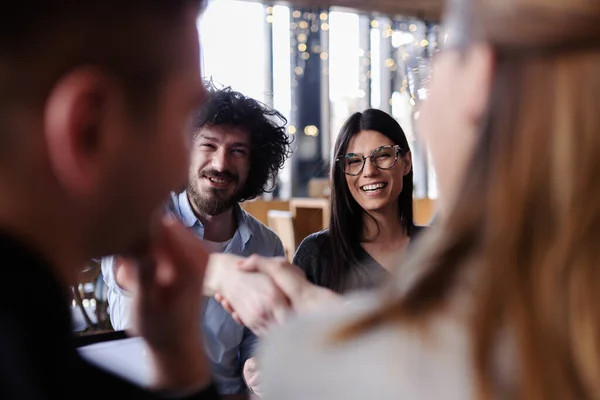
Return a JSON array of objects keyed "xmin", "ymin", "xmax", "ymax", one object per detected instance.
[
  {"xmin": 326, "ymin": 109, "xmax": 415, "ymax": 292},
  {"xmin": 194, "ymin": 80, "xmax": 293, "ymax": 202},
  {"xmin": 0, "ymin": 1, "xmax": 204, "ymax": 148}
]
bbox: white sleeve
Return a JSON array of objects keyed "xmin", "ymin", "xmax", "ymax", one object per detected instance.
[
  {"xmin": 101, "ymin": 256, "xmax": 134, "ymax": 330},
  {"xmin": 258, "ymin": 294, "xmax": 474, "ymax": 400}
]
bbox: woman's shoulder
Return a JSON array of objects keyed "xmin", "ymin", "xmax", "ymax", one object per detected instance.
[
  {"xmin": 298, "ymin": 229, "xmax": 331, "ymax": 247},
  {"xmin": 293, "ymin": 229, "xmax": 330, "ymax": 264},
  {"xmin": 259, "ymin": 292, "xmax": 474, "ymax": 400},
  {"xmin": 292, "ymin": 229, "xmax": 330, "ymax": 282}
]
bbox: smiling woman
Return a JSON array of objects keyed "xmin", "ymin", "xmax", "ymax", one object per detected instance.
[{"xmin": 292, "ymin": 109, "xmax": 427, "ymax": 293}]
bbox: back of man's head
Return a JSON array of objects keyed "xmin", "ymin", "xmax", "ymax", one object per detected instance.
[
  {"xmin": 0, "ymin": 0, "xmax": 203, "ymax": 152},
  {"xmin": 0, "ymin": 1, "xmax": 207, "ymax": 263}
]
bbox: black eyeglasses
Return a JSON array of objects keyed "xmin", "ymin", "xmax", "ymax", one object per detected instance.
[{"xmin": 337, "ymin": 145, "xmax": 405, "ymax": 176}]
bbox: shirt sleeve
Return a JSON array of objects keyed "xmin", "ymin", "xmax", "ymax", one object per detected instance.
[
  {"xmin": 101, "ymin": 255, "xmax": 134, "ymax": 330},
  {"xmin": 272, "ymin": 237, "xmax": 286, "ymax": 258}
]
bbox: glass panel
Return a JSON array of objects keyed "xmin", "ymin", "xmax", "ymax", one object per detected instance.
[
  {"xmin": 272, "ymin": 5, "xmax": 293, "ymax": 199},
  {"xmin": 328, "ymin": 10, "xmax": 360, "ymax": 150},
  {"xmin": 198, "ymin": 0, "xmax": 267, "ymax": 102}
]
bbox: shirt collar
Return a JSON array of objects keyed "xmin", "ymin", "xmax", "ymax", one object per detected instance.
[
  {"xmin": 177, "ymin": 191, "xmax": 253, "ymax": 245},
  {"xmin": 178, "ymin": 191, "xmax": 199, "ymax": 228}
]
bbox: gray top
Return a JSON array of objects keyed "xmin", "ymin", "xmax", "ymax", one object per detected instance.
[
  {"xmin": 292, "ymin": 227, "xmax": 427, "ymax": 293},
  {"xmin": 258, "ymin": 291, "xmax": 477, "ymax": 400}
]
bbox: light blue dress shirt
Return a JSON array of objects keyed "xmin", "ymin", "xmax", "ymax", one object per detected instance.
[{"xmin": 102, "ymin": 191, "xmax": 285, "ymax": 394}]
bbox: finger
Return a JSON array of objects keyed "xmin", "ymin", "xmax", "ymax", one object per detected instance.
[
  {"xmin": 133, "ymin": 255, "xmax": 159, "ymax": 295},
  {"xmin": 231, "ymin": 312, "xmax": 244, "ymax": 326},
  {"xmin": 221, "ymin": 298, "xmax": 235, "ymax": 314},
  {"xmin": 246, "ymin": 259, "xmax": 306, "ymax": 302},
  {"xmin": 236, "ymin": 254, "xmax": 262, "ymax": 272},
  {"xmin": 244, "ymin": 357, "xmax": 258, "ymax": 375}
]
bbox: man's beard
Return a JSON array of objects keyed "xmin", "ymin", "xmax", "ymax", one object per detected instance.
[{"xmin": 187, "ymin": 170, "xmax": 242, "ymax": 216}]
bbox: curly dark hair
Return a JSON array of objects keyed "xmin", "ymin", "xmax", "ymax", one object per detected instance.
[{"xmin": 193, "ymin": 80, "xmax": 293, "ymax": 202}]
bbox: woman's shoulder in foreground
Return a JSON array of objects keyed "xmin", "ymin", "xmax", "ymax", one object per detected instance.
[{"xmin": 258, "ymin": 291, "xmax": 475, "ymax": 400}]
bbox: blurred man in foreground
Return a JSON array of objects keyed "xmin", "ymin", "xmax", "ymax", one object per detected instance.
[{"xmin": 0, "ymin": 1, "xmax": 219, "ymax": 398}]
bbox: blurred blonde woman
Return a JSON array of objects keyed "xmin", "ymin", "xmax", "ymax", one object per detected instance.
[{"xmin": 255, "ymin": 0, "xmax": 600, "ymax": 398}]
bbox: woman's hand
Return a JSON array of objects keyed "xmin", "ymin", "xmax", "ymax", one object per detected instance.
[{"xmin": 215, "ymin": 255, "xmax": 341, "ymax": 332}]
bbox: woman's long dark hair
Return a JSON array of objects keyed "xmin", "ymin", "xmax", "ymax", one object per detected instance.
[{"xmin": 325, "ymin": 109, "xmax": 415, "ymax": 293}]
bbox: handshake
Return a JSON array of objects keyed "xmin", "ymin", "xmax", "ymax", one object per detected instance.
[
  {"xmin": 111, "ymin": 217, "xmax": 339, "ymax": 394},
  {"xmin": 115, "ymin": 239, "xmax": 339, "ymax": 337},
  {"xmin": 205, "ymin": 252, "xmax": 339, "ymax": 335}
]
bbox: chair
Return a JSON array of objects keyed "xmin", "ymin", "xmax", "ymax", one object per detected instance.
[
  {"xmin": 413, "ymin": 197, "xmax": 437, "ymax": 225},
  {"xmin": 267, "ymin": 210, "xmax": 297, "ymax": 262},
  {"xmin": 241, "ymin": 199, "xmax": 290, "ymax": 226}
]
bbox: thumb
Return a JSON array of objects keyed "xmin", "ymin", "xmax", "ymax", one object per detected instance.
[{"xmin": 240, "ymin": 256, "xmax": 307, "ymax": 305}]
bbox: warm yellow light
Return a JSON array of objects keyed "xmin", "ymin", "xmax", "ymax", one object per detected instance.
[
  {"xmin": 371, "ymin": 20, "xmax": 379, "ymax": 28},
  {"xmin": 320, "ymin": 12, "xmax": 328, "ymax": 21},
  {"xmin": 409, "ymin": 24, "xmax": 417, "ymax": 32},
  {"xmin": 304, "ymin": 125, "xmax": 319, "ymax": 136},
  {"xmin": 299, "ymin": 21, "xmax": 309, "ymax": 29},
  {"xmin": 301, "ymin": 52, "xmax": 310, "ymax": 60},
  {"xmin": 266, "ymin": 6, "xmax": 273, "ymax": 14},
  {"xmin": 294, "ymin": 66, "xmax": 304, "ymax": 75},
  {"xmin": 298, "ymin": 43, "xmax": 307, "ymax": 51},
  {"xmin": 385, "ymin": 58, "xmax": 395, "ymax": 68},
  {"xmin": 320, "ymin": 52, "xmax": 329, "ymax": 60},
  {"xmin": 297, "ymin": 33, "xmax": 307, "ymax": 43},
  {"xmin": 288, "ymin": 126, "xmax": 297, "ymax": 134},
  {"xmin": 421, "ymin": 39, "xmax": 429, "ymax": 47},
  {"xmin": 409, "ymin": 98, "xmax": 416, "ymax": 106},
  {"xmin": 266, "ymin": 15, "xmax": 274, "ymax": 23},
  {"xmin": 321, "ymin": 22, "xmax": 329, "ymax": 31},
  {"xmin": 293, "ymin": 10, "xmax": 301, "ymax": 18}
]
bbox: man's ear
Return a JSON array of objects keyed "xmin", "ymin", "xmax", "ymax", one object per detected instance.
[
  {"xmin": 462, "ymin": 44, "xmax": 494, "ymax": 122},
  {"xmin": 43, "ymin": 68, "xmax": 121, "ymax": 197}
]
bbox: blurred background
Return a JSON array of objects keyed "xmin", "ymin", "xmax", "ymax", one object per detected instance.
[{"xmin": 73, "ymin": 0, "xmax": 444, "ymax": 334}]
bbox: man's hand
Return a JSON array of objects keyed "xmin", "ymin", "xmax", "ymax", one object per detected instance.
[
  {"xmin": 208, "ymin": 254, "xmax": 290, "ymax": 336},
  {"xmin": 218, "ymin": 255, "xmax": 341, "ymax": 322},
  {"xmin": 243, "ymin": 357, "xmax": 262, "ymax": 398},
  {"xmin": 120, "ymin": 215, "xmax": 211, "ymax": 391}
]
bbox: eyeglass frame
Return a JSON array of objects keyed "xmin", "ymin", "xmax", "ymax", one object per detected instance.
[{"xmin": 336, "ymin": 145, "xmax": 407, "ymax": 176}]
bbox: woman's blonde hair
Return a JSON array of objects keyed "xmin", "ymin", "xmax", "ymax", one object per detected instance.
[{"xmin": 337, "ymin": 1, "xmax": 600, "ymax": 398}]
